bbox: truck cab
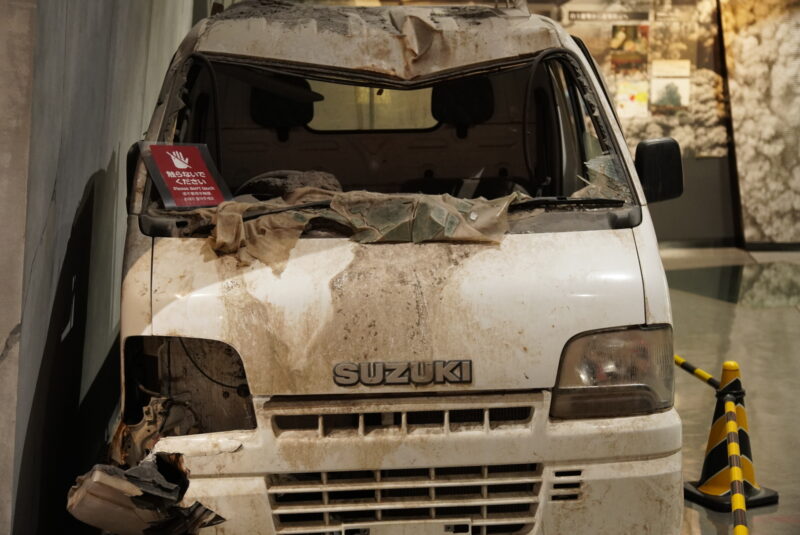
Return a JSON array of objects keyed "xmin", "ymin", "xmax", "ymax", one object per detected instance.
[{"xmin": 72, "ymin": 1, "xmax": 685, "ymax": 534}]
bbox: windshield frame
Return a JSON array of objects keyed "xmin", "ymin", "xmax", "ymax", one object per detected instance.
[{"xmin": 141, "ymin": 47, "xmax": 641, "ymax": 225}]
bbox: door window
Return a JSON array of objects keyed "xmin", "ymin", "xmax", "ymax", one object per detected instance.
[{"xmin": 549, "ymin": 61, "xmax": 631, "ymax": 202}]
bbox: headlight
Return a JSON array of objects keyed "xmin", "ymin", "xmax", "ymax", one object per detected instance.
[{"xmin": 550, "ymin": 325, "xmax": 674, "ymax": 419}]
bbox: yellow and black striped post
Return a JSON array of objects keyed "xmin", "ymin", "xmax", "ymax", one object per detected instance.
[
  {"xmin": 684, "ymin": 361, "xmax": 779, "ymax": 511},
  {"xmin": 722, "ymin": 395, "xmax": 749, "ymax": 535},
  {"xmin": 674, "ymin": 355, "xmax": 720, "ymax": 389}
]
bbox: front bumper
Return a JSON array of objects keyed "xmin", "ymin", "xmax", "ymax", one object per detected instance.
[{"xmin": 153, "ymin": 392, "xmax": 683, "ymax": 534}]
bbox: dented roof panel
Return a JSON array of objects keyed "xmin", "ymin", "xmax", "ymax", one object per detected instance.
[{"xmin": 193, "ymin": 0, "xmax": 564, "ymax": 80}]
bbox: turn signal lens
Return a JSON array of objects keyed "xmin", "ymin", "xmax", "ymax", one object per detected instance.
[{"xmin": 550, "ymin": 325, "xmax": 674, "ymax": 419}]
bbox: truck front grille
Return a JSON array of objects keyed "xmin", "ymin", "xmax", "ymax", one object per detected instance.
[
  {"xmin": 271, "ymin": 406, "xmax": 533, "ymax": 437},
  {"xmin": 268, "ymin": 464, "xmax": 540, "ymax": 534}
]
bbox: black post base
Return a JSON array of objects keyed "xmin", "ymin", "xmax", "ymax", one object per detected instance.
[{"xmin": 684, "ymin": 481, "xmax": 779, "ymax": 512}]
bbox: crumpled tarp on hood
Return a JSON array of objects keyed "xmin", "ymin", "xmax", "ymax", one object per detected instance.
[{"xmin": 190, "ymin": 188, "xmax": 523, "ymax": 274}]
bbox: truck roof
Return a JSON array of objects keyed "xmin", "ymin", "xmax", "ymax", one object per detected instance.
[{"xmin": 191, "ymin": 0, "xmax": 566, "ymax": 80}]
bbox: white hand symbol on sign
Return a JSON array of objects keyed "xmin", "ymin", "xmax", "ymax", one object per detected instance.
[{"xmin": 167, "ymin": 151, "xmax": 191, "ymax": 169}]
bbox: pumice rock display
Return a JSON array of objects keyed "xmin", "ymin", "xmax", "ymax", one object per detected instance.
[{"xmin": 721, "ymin": 0, "xmax": 800, "ymax": 243}]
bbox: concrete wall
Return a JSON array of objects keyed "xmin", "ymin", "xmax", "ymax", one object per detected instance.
[
  {"xmin": 0, "ymin": 1, "xmax": 36, "ymax": 532},
  {"xmin": 12, "ymin": 1, "xmax": 194, "ymax": 532}
]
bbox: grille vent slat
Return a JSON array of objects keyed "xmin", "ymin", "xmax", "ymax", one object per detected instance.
[
  {"xmin": 267, "ymin": 475, "xmax": 542, "ymax": 494},
  {"xmin": 550, "ymin": 468, "xmax": 583, "ymax": 502},
  {"xmin": 269, "ymin": 464, "xmax": 540, "ymax": 534},
  {"xmin": 272, "ymin": 406, "xmax": 533, "ymax": 437},
  {"xmin": 275, "ymin": 494, "xmax": 537, "ymax": 514}
]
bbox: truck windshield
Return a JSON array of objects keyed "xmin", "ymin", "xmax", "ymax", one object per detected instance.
[{"xmin": 169, "ymin": 57, "xmax": 633, "ymax": 204}]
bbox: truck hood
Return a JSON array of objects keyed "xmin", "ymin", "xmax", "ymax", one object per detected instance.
[{"xmin": 151, "ymin": 230, "xmax": 644, "ymax": 396}]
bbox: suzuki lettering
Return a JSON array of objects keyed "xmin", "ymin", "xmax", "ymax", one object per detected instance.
[{"xmin": 333, "ymin": 361, "xmax": 473, "ymax": 386}]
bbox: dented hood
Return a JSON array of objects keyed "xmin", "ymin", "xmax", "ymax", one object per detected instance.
[{"xmin": 151, "ymin": 230, "xmax": 645, "ymax": 395}]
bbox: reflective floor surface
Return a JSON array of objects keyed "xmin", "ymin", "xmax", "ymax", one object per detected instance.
[{"xmin": 663, "ymin": 249, "xmax": 800, "ymax": 534}]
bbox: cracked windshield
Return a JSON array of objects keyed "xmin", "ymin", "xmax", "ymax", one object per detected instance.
[
  {"xmin": 150, "ymin": 56, "xmax": 634, "ymax": 250},
  {"xmin": 172, "ymin": 57, "xmax": 632, "ymax": 200}
]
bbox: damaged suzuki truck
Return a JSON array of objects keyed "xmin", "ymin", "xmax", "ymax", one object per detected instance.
[{"xmin": 68, "ymin": 1, "xmax": 685, "ymax": 534}]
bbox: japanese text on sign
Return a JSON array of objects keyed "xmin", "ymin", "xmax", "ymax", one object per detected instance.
[{"xmin": 141, "ymin": 143, "xmax": 231, "ymax": 208}]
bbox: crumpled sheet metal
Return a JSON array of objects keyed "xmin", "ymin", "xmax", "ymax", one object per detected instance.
[
  {"xmin": 200, "ymin": 189, "xmax": 521, "ymax": 274},
  {"xmin": 196, "ymin": 0, "xmax": 563, "ymax": 80},
  {"xmin": 117, "ymin": 396, "xmax": 199, "ymax": 467},
  {"xmin": 67, "ymin": 453, "xmax": 224, "ymax": 535}
]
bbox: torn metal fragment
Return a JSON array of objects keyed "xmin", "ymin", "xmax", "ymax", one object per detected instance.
[
  {"xmin": 121, "ymin": 396, "xmax": 199, "ymax": 467},
  {"xmin": 68, "ymin": 453, "xmax": 224, "ymax": 535}
]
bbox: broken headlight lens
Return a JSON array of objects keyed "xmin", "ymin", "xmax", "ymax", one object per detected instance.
[{"xmin": 550, "ymin": 325, "xmax": 674, "ymax": 419}]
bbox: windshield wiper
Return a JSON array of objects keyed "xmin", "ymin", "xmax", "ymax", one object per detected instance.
[
  {"xmin": 242, "ymin": 200, "xmax": 332, "ymax": 221},
  {"xmin": 510, "ymin": 196, "xmax": 626, "ymax": 211}
]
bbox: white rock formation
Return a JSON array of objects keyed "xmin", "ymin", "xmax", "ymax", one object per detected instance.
[{"xmin": 722, "ymin": 0, "xmax": 800, "ymax": 242}]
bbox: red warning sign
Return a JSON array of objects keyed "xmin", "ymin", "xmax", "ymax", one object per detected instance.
[{"xmin": 141, "ymin": 142, "xmax": 231, "ymax": 208}]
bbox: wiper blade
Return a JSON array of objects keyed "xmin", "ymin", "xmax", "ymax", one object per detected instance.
[
  {"xmin": 510, "ymin": 196, "xmax": 625, "ymax": 211},
  {"xmin": 242, "ymin": 200, "xmax": 332, "ymax": 221}
]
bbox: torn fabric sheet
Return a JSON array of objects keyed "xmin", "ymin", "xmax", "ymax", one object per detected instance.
[
  {"xmin": 330, "ymin": 190, "xmax": 517, "ymax": 243},
  {"xmin": 192, "ymin": 189, "xmax": 524, "ymax": 273},
  {"xmin": 211, "ymin": 204, "xmax": 314, "ymax": 274}
]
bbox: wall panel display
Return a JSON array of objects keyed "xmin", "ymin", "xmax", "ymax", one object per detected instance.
[
  {"xmin": 547, "ymin": 0, "xmax": 730, "ymax": 158},
  {"xmin": 610, "ymin": 24, "xmax": 649, "ymax": 74},
  {"xmin": 540, "ymin": 0, "xmax": 800, "ymax": 244},
  {"xmin": 533, "ymin": 0, "xmax": 740, "ymax": 245}
]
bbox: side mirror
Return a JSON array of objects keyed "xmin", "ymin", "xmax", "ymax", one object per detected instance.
[
  {"xmin": 126, "ymin": 141, "xmax": 141, "ymax": 212},
  {"xmin": 634, "ymin": 138, "xmax": 683, "ymax": 203}
]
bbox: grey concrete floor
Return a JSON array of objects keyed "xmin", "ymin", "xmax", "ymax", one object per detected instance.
[{"xmin": 662, "ymin": 249, "xmax": 800, "ymax": 534}]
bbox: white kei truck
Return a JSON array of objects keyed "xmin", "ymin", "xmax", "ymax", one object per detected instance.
[{"xmin": 68, "ymin": 1, "xmax": 685, "ymax": 534}]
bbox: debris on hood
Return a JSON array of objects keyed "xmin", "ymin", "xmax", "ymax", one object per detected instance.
[
  {"xmin": 329, "ymin": 190, "xmax": 518, "ymax": 243},
  {"xmin": 67, "ymin": 452, "xmax": 224, "ymax": 535},
  {"xmin": 232, "ymin": 169, "xmax": 342, "ymax": 201},
  {"xmin": 191, "ymin": 187, "xmax": 524, "ymax": 274}
]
